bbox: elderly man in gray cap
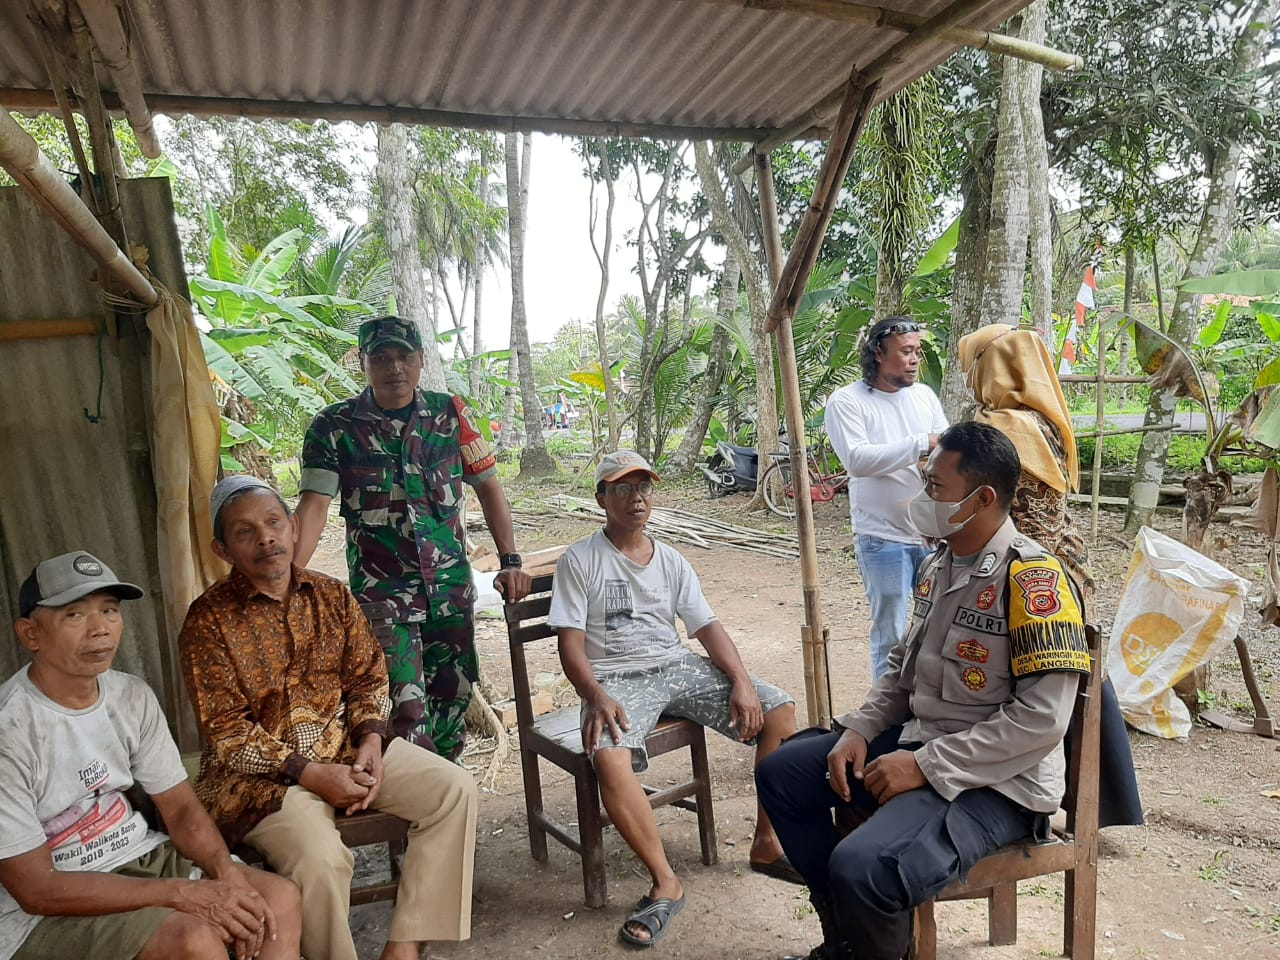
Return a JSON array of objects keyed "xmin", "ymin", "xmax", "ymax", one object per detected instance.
[
  {"xmin": 548, "ymin": 451, "xmax": 797, "ymax": 947},
  {"xmin": 0, "ymin": 550, "xmax": 301, "ymax": 960},
  {"xmin": 181, "ymin": 476, "xmax": 477, "ymax": 960}
]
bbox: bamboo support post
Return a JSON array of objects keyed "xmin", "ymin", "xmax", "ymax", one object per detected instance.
[
  {"xmin": 1090, "ymin": 320, "xmax": 1107, "ymax": 544},
  {"xmin": 0, "ymin": 107, "xmax": 157, "ymax": 306},
  {"xmin": 764, "ymin": 71, "xmax": 877, "ymax": 335},
  {"xmin": 759, "ymin": 150, "xmax": 832, "ymax": 728},
  {"xmin": 74, "ymin": 0, "xmax": 162, "ymax": 158}
]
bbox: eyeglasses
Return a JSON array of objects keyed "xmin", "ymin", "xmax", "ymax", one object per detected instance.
[{"xmin": 606, "ymin": 480, "xmax": 654, "ymax": 498}]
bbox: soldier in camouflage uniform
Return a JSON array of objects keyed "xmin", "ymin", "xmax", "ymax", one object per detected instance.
[{"xmin": 295, "ymin": 316, "xmax": 532, "ymax": 760}]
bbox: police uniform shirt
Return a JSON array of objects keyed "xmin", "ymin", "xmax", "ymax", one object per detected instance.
[{"xmin": 836, "ymin": 517, "xmax": 1089, "ymax": 814}]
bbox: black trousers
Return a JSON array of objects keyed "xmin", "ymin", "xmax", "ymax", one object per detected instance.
[{"xmin": 756, "ymin": 728, "xmax": 1044, "ymax": 960}]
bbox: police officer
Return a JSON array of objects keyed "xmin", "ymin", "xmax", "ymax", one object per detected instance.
[
  {"xmin": 294, "ymin": 316, "xmax": 532, "ymax": 760},
  {"xmin": 756, "ymin": 422, "xmax": 1088, "ymax": 960}
]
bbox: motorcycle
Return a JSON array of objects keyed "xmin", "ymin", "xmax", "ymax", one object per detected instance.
[{"xmin": 700, "ymin": 441, "xmax": 764, "ymax": 498}]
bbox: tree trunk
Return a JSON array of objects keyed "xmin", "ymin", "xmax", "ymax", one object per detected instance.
[
  {"xmin": 1124, "ymin": 2, "xmax": 1275, "ymax": 530},
  {"xmin": 693, "ymin": 141, "xmax": 778, "ymax": 511},
  {"xmin": 588, "ymin": 139, "xmax": 621, "ymax": 450},
  {"xmin": 504, "ymin": 132, "xmax": 555, "ymax": 476},
  {"xmin": 982, "ymin": 43, "xmax": 1031, "ymax": 328},
  {"xmin": 469, "ymin": 165, "xmax": 489, "ymax": 398},
  {"xmin": 670, "ymin": 252, "xmax": 739, "ymax": 475},
  {"xmin": 1020, "ymin": 0, "xmax": 1052, "ymax": 345},
  {"xmin": 939, "ymin": 154, "xmax": 993, "ymax": 418},
  {"xmin": 376, "ymin": 122, "xmax": 446, "ymax": 391}
]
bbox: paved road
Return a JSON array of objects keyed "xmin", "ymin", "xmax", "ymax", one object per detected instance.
[{"xmin": 1072, "ymin": 411, "xmax": 1207, "ymax": 434}]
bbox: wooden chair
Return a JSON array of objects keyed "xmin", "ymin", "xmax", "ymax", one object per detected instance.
[
  {"xmin": 504, "ymin": 571, "xmax": 718, "ymax": 908},
  {"xmin": 909, "ymin": 623, "xmax": 1103, "ymax": 960},
  {"xmin": 179, "ymin": 754, "xmax": 409, "ymax": 905}
]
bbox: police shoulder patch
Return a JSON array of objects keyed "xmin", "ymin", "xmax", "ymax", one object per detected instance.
[{"xmin": 1007, "ymin": 555, "xmax": 1089, "ymax": 678}]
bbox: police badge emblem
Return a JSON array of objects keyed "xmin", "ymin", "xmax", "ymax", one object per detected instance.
[{"xmin": 976, "ymin": 583, "xmax": 997, "ymax": 610}]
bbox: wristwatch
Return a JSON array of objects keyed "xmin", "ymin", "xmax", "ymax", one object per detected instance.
[{"xmin": 499, "ymin": 553, "xmax": 523, "ymax": 570}]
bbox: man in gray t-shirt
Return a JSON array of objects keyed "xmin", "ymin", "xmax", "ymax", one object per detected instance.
[
  {"xmin": 548, "ymin": 452, "xmax": 797, "ymax": 947},
  {"xmin": 0, "ymin": 551, "xmax": 300, "ymax": 960}
]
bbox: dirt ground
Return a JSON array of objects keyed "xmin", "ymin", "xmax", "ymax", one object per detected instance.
[{"xmin": 309, "ymin": 482, "xmax": 1280, "ymax": 960}]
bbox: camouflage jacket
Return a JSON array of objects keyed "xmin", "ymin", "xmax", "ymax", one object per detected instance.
[{"xmin": 301, "ymin": 387, "xmax": 497, "ymax": 622}]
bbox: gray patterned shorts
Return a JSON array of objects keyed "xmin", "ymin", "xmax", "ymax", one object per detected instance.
[{"xmin": 584, "ymin": 649, "xmax": 793, "ymax": 771}]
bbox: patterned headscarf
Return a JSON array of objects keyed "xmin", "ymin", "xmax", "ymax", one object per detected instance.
[{"xmin": 958, "ymin": 324, "xmax": 1080, "ymax": 493}]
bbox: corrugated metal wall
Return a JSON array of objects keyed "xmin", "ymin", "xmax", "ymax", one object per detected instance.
[{"xmin": 0, "ymin": 177, "xmax": 199, "ymax": 749}]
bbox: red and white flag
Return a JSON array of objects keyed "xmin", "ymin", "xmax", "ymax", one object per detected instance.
[{"xmin": 1060, "ymin": 259, "xmax": 1099, "ymax": 374}]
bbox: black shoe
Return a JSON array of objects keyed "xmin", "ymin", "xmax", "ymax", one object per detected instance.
[{"xmin": 782, "ymin": 944, "xmax": 853, "ymax": 960}]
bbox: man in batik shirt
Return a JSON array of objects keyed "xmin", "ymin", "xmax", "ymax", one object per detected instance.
[
  {"xmin": 295, "ymin": 316, "xmax": 531, "ymax": 760},
  {"xmin": 182, "ymin": 477, "xmax": 478, "ymax": 960}
]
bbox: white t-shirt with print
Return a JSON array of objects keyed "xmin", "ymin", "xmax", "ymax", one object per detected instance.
[
  {"xmin": 547, "ymin": 530, "xmax": 718, "ymax": 676},
  {"xmin": 0, "ymin": 667, "xmax": 188, "ymax": 960}
]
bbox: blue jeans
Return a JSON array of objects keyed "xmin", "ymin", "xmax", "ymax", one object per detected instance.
[{"xmin": 855, "ymin": 534, "xmax": 931, "ymax": 680}]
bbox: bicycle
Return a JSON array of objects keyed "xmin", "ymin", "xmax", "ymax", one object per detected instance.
[{"xmin": 760, "ymin": 442, "xmax": 849, "ymax": 519}]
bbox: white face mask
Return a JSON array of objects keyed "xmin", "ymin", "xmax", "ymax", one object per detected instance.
[{"xmin": 908, "ymin": 486, "xmax": 984, "ymax": 540}]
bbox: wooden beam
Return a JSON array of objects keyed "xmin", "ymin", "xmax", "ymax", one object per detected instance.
[
  {"xmin": 0, "ymin": 87, "xmax": 779, "ymax": 143},
  {"xmin": 764, "ymin": 71, "xmax": 877, "ymax": 334},
  {"xmin": 732, "ymin": 0, "xmax": 1077, "ymax": 172}
]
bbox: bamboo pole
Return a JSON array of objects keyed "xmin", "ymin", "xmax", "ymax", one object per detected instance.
[
  {"xmin": 734, "ymin": 0, "xmax": 1048, "ymax": 172},
  {"xmin": 0, "ymin": 106, "xmax": 158, "ymax": 306},
  {"xmin": 698, "ymin": 1, "xmax": 1082, "ymax": 72},
  {"xmin": 73, "ymin": 0, "xmax": 161, "ymax": 157},
  {"xmin": 758, "ymin": 151, "xmax": 832, "ymax": 728},
  {"xmin": 0, "ymin": 317, "xmax": 100, "ymax": 341},
  {"xmin": 765, "ymin": 71, "xmax": 877, "ymax": 334},
  {"xmin": 1073, "ymin": 423, "xmax": 1174, "ymax": 441},
  {"xmin": 1091, "ymin": 319, "xmax": 1107, "ymax": 545}
]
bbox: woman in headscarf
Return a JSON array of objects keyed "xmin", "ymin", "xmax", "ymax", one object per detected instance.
[
  {"xmin": 959, "ymin": 323, "xmax": 1143, "ymax": 829},
  {"xmin": 959, "ymin": 323, "xmax": 1092, "ymax": 598}
]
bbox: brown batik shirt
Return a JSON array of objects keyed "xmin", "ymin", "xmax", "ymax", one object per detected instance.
[{"xmin": 179, "ymin": 565, "xmax": 392, "ymax": 845}]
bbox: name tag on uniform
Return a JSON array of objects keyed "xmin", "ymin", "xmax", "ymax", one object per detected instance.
[{"xmin": 953, "ymin": 606, "xmax": 1007, "ymax": 636}]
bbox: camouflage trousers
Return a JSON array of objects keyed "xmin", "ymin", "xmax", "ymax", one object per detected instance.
[{"xmin": 368, "ymin": 612, "xmax": 479, "ymax": 760}]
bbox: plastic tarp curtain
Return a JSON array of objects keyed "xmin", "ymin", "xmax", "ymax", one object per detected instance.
[{"xmin": 142, "ymin": 276, "xmax": 227, "ymax": 638}]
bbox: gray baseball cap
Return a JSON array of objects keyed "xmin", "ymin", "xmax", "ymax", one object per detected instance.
[{"xmin": 18, "ymin": 551, "xmax": 143, "ymax": 617}]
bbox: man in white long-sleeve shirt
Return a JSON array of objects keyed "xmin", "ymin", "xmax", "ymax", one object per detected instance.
[
  {"xmin": 756, "ymin": 423, "xmax": 1089, "ymax": 960},
  {"xmin": 824, "ymin": 317, "xmax": 948, "ymax": 679}
]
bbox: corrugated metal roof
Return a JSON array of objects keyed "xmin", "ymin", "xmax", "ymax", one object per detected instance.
[
  {"xmin": 0, "ymin": 177, "xmax": 199, "ymax": 750},
  {"xmin": 1, "ymin": 0, "xmax": 1029, "ymax": 137}
]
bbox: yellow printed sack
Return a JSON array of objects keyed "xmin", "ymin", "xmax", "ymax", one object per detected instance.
[{"xmin": 1108, "ymin": 527, "xmax": 1250, "ymax": 738}]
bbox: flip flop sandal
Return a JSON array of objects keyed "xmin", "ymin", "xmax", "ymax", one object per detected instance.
[
  {"xmin": 619, "ymin": 893, "xmax": 686, "ymax": 947},
  {"xmin": 750, "ymin": 854, "xmax": 805, "ymax": 885}
]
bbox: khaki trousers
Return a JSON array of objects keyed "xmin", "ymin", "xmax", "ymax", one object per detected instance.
[{"xmin": 243, "ymin": 737, "xmax": 478, "ymax": 960}]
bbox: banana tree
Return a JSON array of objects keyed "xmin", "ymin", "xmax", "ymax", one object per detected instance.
[
  {"xmin": 1127, "ymin": 268, "xmax": 1280, "ymax": 550},
  {"xmin": 192, "ymin": 207, "xmax": 379, "ymax": 459}
]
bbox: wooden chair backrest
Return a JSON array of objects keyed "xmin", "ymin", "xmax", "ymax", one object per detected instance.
[
  {"xmin": 503, "ymin": 572, "xmax": 558, "ymax": 735},
  {"xmin": 1062, "ymin": 623, "xmax": 1103, "ymax": 835}
]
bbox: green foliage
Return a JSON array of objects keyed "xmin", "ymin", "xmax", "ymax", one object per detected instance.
[
  {"xmin": 1076, "ymin": 433, "xmax": 1269, "ymax": 475},
  {"xmin": 162, "ymin": 116, "xmax": 355, "ymax": 256},
  {"xmin": 194, "ymin": 207, "xmax": 386, "ymax": 452}
]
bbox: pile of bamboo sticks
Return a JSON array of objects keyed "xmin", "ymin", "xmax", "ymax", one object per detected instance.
[{"xmin": 541, "ymin": 495, "xmax": 800, "ymax": 559}]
